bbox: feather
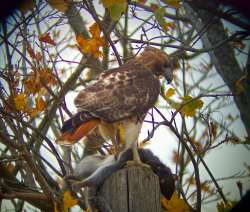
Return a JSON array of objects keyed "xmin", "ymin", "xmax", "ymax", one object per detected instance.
[{"xmin": 56, "ymin": 119, "xmax": 100, "ymax": 145}]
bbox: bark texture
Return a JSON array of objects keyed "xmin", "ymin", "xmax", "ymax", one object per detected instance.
[{"xmin": 184, "ymin": 0, "xmax": 250, "ymax": 135}]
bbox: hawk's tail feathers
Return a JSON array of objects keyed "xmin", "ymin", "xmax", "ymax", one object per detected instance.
[
  {"xmin": 56, "ymin": 119, "xmax": 100, "ymax": 145},
  {"xmin": 61, "ymin": 111, "xmax": 95, "ymax": 133}
]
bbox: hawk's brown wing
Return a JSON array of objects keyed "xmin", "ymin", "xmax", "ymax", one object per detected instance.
[{"xmin": 74, "ymin": 63, "xmax": 160, "ymax": 122}]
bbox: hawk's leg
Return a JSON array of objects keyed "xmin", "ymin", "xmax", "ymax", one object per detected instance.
[
  {"xmin": 132, "ymin": 144, "xmax": 142, "ymax": 163},
  {"xmin": 125, "ymin": 143, "xmax": 151, "ymax": 169},
  {"xmin": 121, "ymin": 120, "xmax": 150, "ymax": 169}
]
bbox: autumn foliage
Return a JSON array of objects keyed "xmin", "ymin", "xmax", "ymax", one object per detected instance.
[{"xmin": 76, "ymin": 23, "xmax": 106, "ymax": 58}]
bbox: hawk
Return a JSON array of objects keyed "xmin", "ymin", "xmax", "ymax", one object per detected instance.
[{"xmin": 57, "ymin": 47, "xmax": 177, "ymax": 163}]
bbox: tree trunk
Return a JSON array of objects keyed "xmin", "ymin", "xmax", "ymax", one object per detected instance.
[
  {"xmin": 184, "ymin": 0, "xmax": 250, "ymax": 136},
  {"xmin": 99, "ymin": 165, "xmax": 161, "ymax": 212}
]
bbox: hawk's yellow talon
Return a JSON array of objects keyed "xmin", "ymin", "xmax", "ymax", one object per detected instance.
[{"xmin": 118, "ymin": 122, "xmax": 125, "ymax": 145}]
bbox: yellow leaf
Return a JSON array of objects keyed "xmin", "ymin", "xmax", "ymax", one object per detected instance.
[
  {"xmin": 154, "ymin": 7, "xmax": 166, "ymax": 30},
  {"xmin": 217, "ymin": 200, "xmax": 237, "ymax": 212},
  {"xmin": 101, "ymin": 0, "xmax": 126, "ymax": 8},
  {"xmin": 27, "ymin": 108, "xmax": 39, "ymax": 117},
  {"xmin": 180, "ymin": 96, "xmax": 203, "ymax": 117},
  {"xmin": 162, "ymin": 192, "xmax": 190, "ymax": 212},
  {"xmin": 165, "ymin": 98, "xmax": 181, "ymax": 111},
  {"xmin": 14, "ymin": 93, "xmax": 28, "ymax": 111},
  {"xmin": 48, "ymin": 0, "xmax": 69, "ymax": 12},
  {"xmin": 164, "ymin": 93, "xmax": 203, "ymax": 117},
  {"xmin": 54, "ymin": 202, "xmax": 59, "ymax": 212},
  {"xmin": 101, "ymin": 0, "xmax": 116, "ymax": 8},
  {"xmin": 162, "ymin": 22, "xmax": 176, "ymax": 31},
  {"xmin": 137, "ymin": 0, "xmax": 147, "ymax": 3},
  {"xmin": 165, "ymin": 88, "xmax": 175, "ymax": 98},
  {"xmin": 100, "ymin": 0, "xmax": 127, "ymax": 21},
  {"xmin": 63, "ymin": 190, "xmax": 78, "ymax": 211},
  {"xmin": 118, "ymin": 122, "xmax": 125, "ymax": 145}
]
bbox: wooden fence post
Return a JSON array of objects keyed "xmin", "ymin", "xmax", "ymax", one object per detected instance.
[{"xmin": 98, "ymin": 165, "xmax": 161, "ymax": 212}]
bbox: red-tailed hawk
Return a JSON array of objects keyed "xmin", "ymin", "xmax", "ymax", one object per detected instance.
[{"xmin": 57, "ymin": 47, "xmax": 177, "ymax": 163}]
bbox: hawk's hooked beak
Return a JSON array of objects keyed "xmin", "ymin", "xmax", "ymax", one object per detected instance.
[
  {"xmin": 163, "ymin": 56, "xmax": 178, "ymax": 84},
  {"xmin": 164, "ymin": 67, "xmax": 173, "ymax": 84}
]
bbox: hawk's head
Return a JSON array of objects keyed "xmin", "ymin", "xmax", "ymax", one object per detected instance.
[{"xmin": 136, "ymin": 46, "xmax": 178, "ymax": 83}]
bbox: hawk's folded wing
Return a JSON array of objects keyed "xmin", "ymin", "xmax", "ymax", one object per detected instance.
[{"xmin": 74, "ymin": 63, "xmax": 160, "ymax": 122}]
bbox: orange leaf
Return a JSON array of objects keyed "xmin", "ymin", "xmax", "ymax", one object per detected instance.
[
  {"xmin": 35, "ymin": 96, "xmax": 46, "ymax": 111},
  {"xmin": 24, "ymin": 75, "xmax": 40, "ymax": 95},
  {"xmin": 210, "ymin": 122, "xmax": 217, "ymax": 139},
  {"xmin": 89, "ymin": 23, "xmax": 101, "ymax": 38},
  {"xmin": 171, "ymin": 150, "xmax": 181, "ymax": 164},
  {"xmin": 76, "ymin": 23, "xmax": 105, "ymax": 58},
  {"xmin": 27, "ymin": 44, "xmax": 36, "ymax": 59},
  {"xmin": 39, "ymin": 33, "xmax": 56, "ymax": 46},
  {"xmin": 201, "ymin": 182, "xmax": 214, "ymax": 195},
  {"xmin": 24, "ymin": 69, "xmax": 57, "ymax": 95},
  {"xmin": 150, "ymin": 3, "xmax": 159, "ymax": 11},
  {"xmin": 161, "ymin": 196, "xmax": 169, "ymax": 209},
  {"xmin": 39, "ymin": 68, "xmax": 57, "ymax": 85},
  {"xmin": 187, "ymin": 176, "xmax": 195, "ymax": 185}
]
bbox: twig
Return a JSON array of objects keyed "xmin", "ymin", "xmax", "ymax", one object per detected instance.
[
  {"xmin": 183, "ymin": 130, "xmax": 228, "ymax": 204},
  {"xmin": 0, "ymin": 132, "xmax": 55, "ymax": 200},
  {"xmin": 126, "ymin": 31, "xmax": 249, "ymax": 54}
]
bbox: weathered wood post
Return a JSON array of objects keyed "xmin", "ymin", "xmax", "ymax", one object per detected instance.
[{"xmin": 99, "ymin": 165, "xmax": 161, "ymax": 212}]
